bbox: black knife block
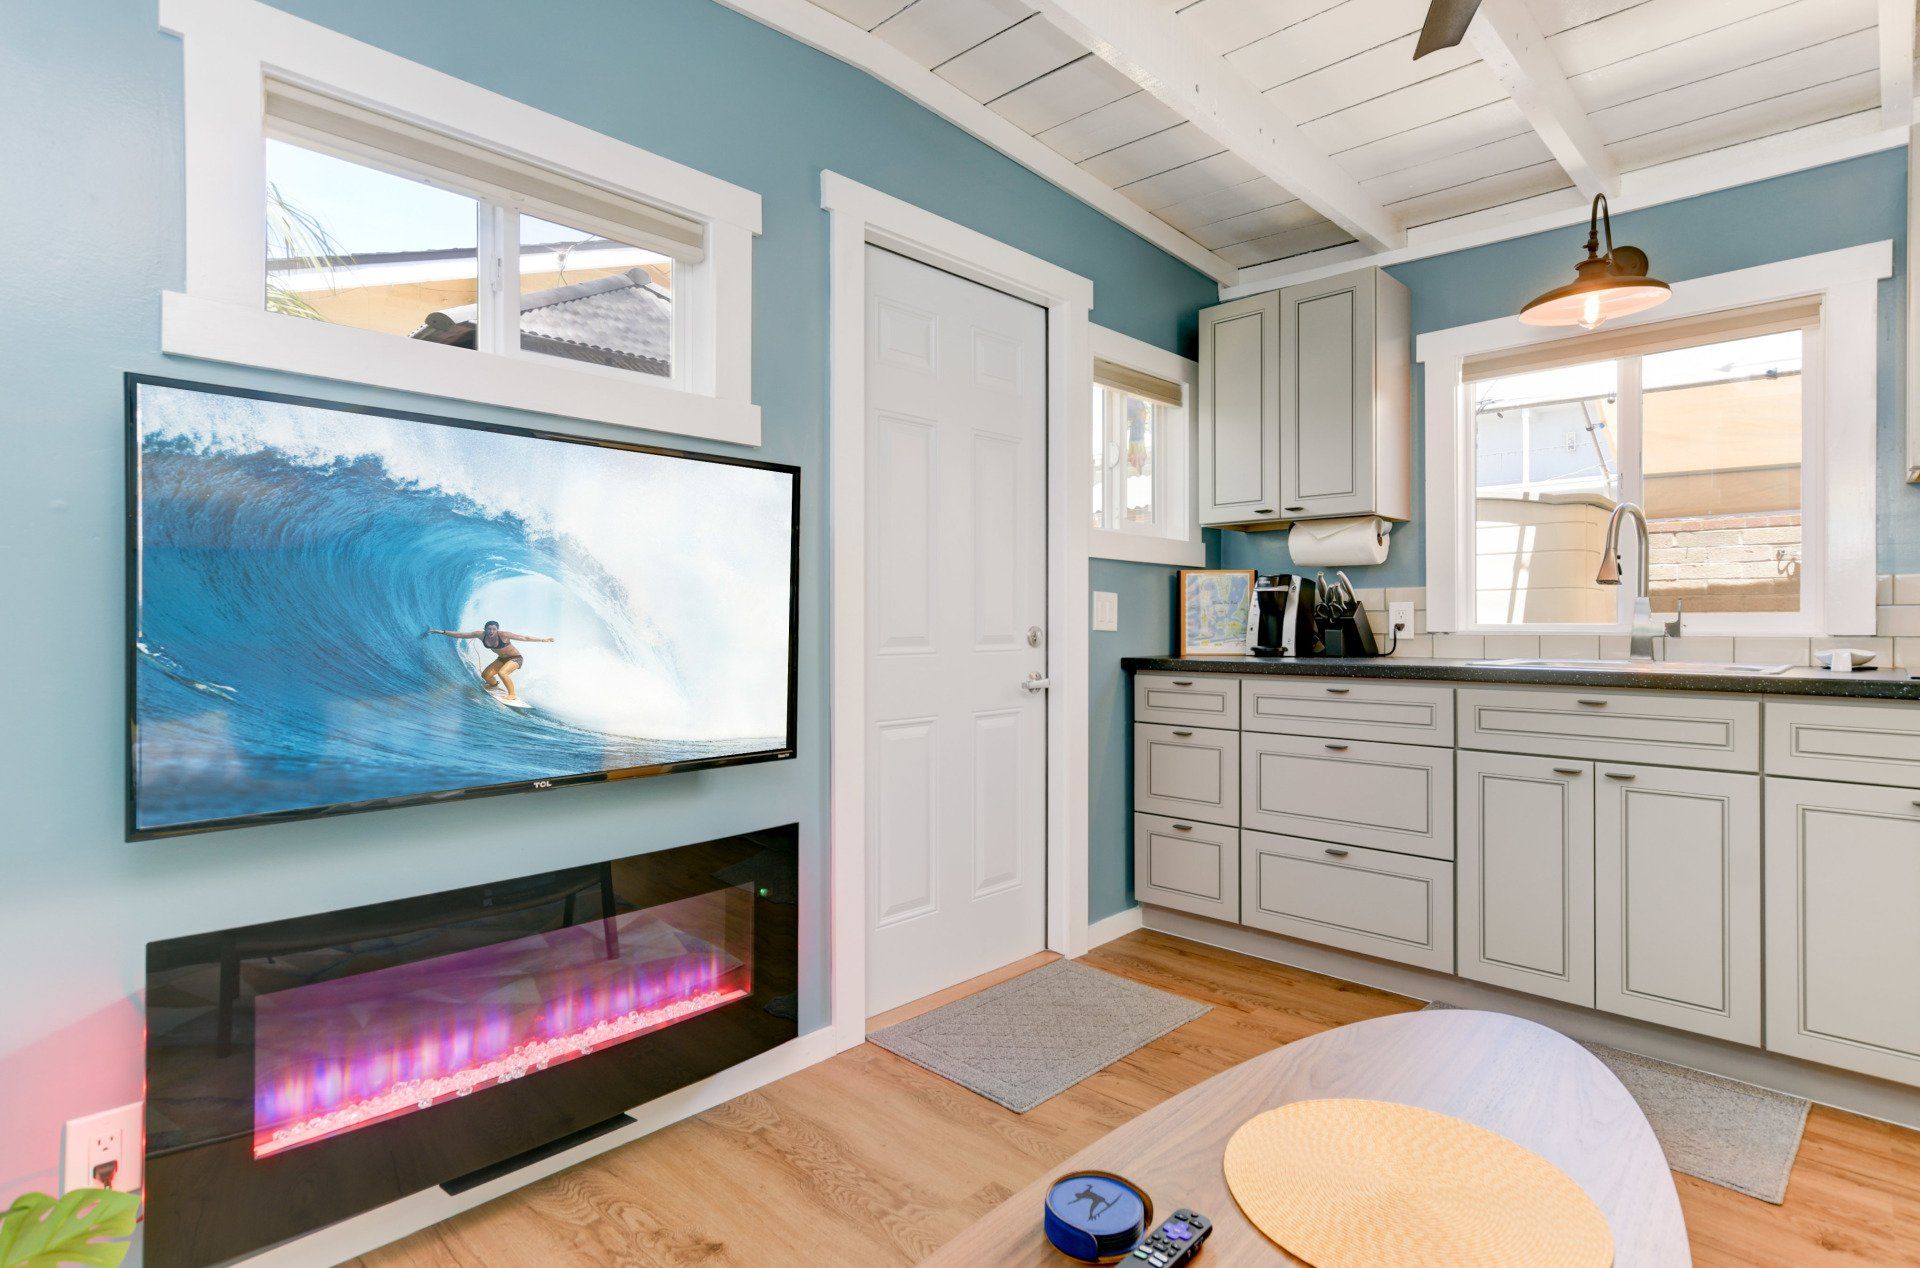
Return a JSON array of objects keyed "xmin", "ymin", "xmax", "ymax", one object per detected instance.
[{"xmin": 1320, "ymin": 612, "xmax": 1382, "ymax": 658}]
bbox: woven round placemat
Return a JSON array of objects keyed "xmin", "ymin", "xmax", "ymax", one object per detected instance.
[{"xmin": 1222, "ymin": 1098, "xmax": 1614, "ymax": 1268}]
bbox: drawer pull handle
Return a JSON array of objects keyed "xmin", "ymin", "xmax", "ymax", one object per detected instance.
[
  {"xmin": 1325, "ymin": 743, "xmax": 1350, "ymax": 751},
  {"xmin": 1606, "ymin": 772, "xmax": 1636, "ymax": 781},
  {"xmin": 1172, "ymin": 730, "xmax": 1194, "ymax": 737},
  {"xmin": 1326, "ymin": 686, "xmax": 1351, "ymax": 695},
  {"xmin": 1553, "ymin": 767, "xmax": 1584, "ymax": 776},
  {"xmin": 1577, "ymin": 698, "xmax": 1609, "ymax": 707},
  {"xmin": 1254, "ymin": 508, "xmax": 1274, "ymax": 515},
  {"xmin": 1171, "ymin": 680, "xmax": 1194, "ymax": 687},
  {"xmin": 1324, "ymin": 847, "xmax": 1350, "ymax": 858},
  {"xmin": 1173, "ymin": 823, "xmax": 1194, "ymax": 831},
  {"xmin": 1285, "ymin": 505, "xmax": 1306, "ymax": 512}
]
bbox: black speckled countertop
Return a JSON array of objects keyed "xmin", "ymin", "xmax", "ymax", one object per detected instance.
[{"xmin": 1121, "ymin": 655, "xmax": 1920, "ymax": 700}]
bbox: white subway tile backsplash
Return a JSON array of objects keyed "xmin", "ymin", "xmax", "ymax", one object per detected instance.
[
  {"xmin": 1536, "ymin": 635, "xmax": 1601, "ymax": 659},
  {"xmin": 1895, "ymin": 638, "xmax": 1920, "ymax": 668},
  {"xmin": 1733, "ymin": 637, "xmax": 1813, "ymax": 666},
  {"xmin": 1387, "ymin": 634, "xmax": 1433, "ymax": 658},
  {"xmin": 1663, "ymin": 636, "xmax": 1736, "ymax": 663},
  {"xmin": 1894, "ymin": 574, "xmax": 1920, "ymax": 605},
  {"xmin": 1482, "ymin": 634, "xmax": 1541, "ymax": 658},
  {"xmin": 1879, "ymin": 605, "xmax": 1920, "ymax": 637},
  {"xmin": 1811, "ymin": 636, "xmax": 1893, "ymax": 664},
  {"xmin": 1433, "ymin": 633, "xmax": 1486, "ymax": 659},
  {"xmin": 1878, "ymin": 575, "xmax": 1896, "ymax": 606}
]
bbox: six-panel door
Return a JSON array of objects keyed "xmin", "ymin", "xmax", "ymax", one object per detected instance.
[
  {"xmin": 1764, "ymin": 777, "xmax": 1920, "ymax": 1084},
  {"xmin": 1596, "ymin": 764, "xmax": 1762, "ymax": 1045},
  {"xmin": 1457, "ymin": 751, "xmax": 1596, "ymax": 1006}
]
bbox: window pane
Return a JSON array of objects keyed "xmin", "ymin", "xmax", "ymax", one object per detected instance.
[
  {"xmin": 1091, "ymin": 385, "xmax": 1106, "ymax": 531},
  {"xmin": 1642, "ymin": 331, "xmax": 1803, "ymax": 616},
  {"xmin": 265, "ymin": 139, "xmax": 480, "ymax": 345},
  {"xmin": 1470, "ymin": 362, "xmax": 1621, "ymax": 626},
  {"xmin": 1122, "ymin": 393, "xmax": 1156, "ymax": 527},
  {"xmin": 518, "ymin": 213, "xmax": 674, "ymax": 379}
]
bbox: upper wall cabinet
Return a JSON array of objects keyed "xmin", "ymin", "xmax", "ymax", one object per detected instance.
[{"xmin": 1198, "ymin": 268, "xmax": 1412, "ymax": 529}]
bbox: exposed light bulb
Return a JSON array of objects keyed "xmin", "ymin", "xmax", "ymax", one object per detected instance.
[{"xmin": 1580, "ymin": 293, "xmax": 1604, "ymax": 330}]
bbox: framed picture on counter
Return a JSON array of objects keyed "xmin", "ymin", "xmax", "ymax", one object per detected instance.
[{"xmin": 1177, "ymin": 568, "xmax": 1256, "ymax": 657}]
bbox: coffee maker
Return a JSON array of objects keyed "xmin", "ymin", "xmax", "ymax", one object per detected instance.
[{"xmin": 1252, "ymin": 574, "xmax": 1320, "ymax": 658}]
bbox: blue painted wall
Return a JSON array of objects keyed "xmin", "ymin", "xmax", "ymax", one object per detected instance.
[
  {"xmin": 0, "ymin": 0, "xmax": 1215, "ymax": 1196},
  {"xmin": 1219, "ymin": 148, "xmax": 1920, "ymax": 585}
]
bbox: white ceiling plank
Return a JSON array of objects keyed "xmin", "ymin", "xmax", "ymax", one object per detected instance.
[
  {"xmin": 989, "ymin": 54, "xmax": 1134, "ymax": 132},
  {"xmin": 1385, "ymin": 159, "xmax": 1572, "ymax": 228},
  {"xmin": 1466, "ymin": 0, "xmax": 1619, "ymax": 198},
  {"xmin": 872, "ymin": 0, "xmax": 1032, "ymax": 68},
  {"xmin": 1222, "ymin": 110, "xmax": 1901, "ymax": 295},
  {"xmin": 1122, "ymin": 148, "xmax": 1265, "ymax": 211},
  {"xmin": 1228, "ymin": 0, "xmax": 1439, "ymax": 95},
  {"xmin": 1216, "ymin": 218, "xmax": 1357, "ymax": 266},
  {"xmin": 1031, "ymin": 0, "xmax": 1405, "ymax": 250},
  {"xmin": 1189, "ymin": 197, "xmax": 1323, "ymax": 250},
  {"xmin": 1878, "ymin": 0, "xmax": 1916, "ymax": 126},
  {"xmin": 718, "ymin": 0, "xmax": 1239, "ymax": 281},
  {"xmin": 1604, "ymin": 70, "xmax": 1880, "ymax": 172},
  {"xmin": 1035, "ymin": 90, "xmax": 1185, "ymax": 162},
  {"xmin": 1153, "ymin": 175, "xmax": 1299, "ymax": 234},
  {"xmin": 1255, "ymin": 30, "xmax": 1483, "ymax": 125},
  {"xmin": 1176, "ymin": 0, "xmax": 1346, "ymax": 60},
  {"xmin": 1081, "ymin": 121, "xmax": 1223, "ymax": 186},
  {"xmin": 808, "ymin": 0, "xmax": 913, "ymax": 31},
  {"xmin": 1361, "ymin": 128, "xmax": 1559, "ymax": 208},
  {"xmin": 1295, "ymin": 61, "xmax": 1510, "ymax": 158},
  {"xmin": 937, "ymin": 13, "xmax": 1088, "ymax": 102},
  {"xmin": 1549, "ymin": 0, "xmax": 1860, "ymax": 81}
]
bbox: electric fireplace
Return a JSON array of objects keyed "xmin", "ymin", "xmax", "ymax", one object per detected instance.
[{"xmin": 145, "ymin": 827, "xmax": 799, "ymax": 1267}]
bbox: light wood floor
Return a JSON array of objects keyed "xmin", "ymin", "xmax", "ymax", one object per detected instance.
[{"xmin": 358, "ymin": 931, "xmax": 1920, "ymax": 1267}]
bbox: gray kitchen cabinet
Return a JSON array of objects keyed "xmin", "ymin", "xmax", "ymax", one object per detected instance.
[
  {"xmin": 1240, "ymin": 829, "xmax": 1454, "ymax": 972},
  {"xmin": 1765, "ymin": 699, "xmax": 1920, "ymax": 789},
  {"xmin": 1276, "ymin": 269, "xmax": 1411, "ymax": 521},
  {"xmin": 1134, "ymin": 813, "xmax": 1238, "ymax": 922},
  {"xmin": 1595, "ymin": 764, "xmax": 1761, "ymax": 1045},
  {"xmin": 1457, "ymin": 751, "xmax": 1596, "ymax": 1007},
  {"xmin": 1197, "ymin": 292, "xmax": 1281, "ymax": 527},
  {"xmin": 1764, "ymin": 777, "xmax": 1920, "ymax": 1084},
  {"xmin": 1242, "ymin": 731, "xmax": 1453, "ymax": 860},
  {"xmin": 1134, "ymin": 723, "xmax": 1238, "ymax": 827}
]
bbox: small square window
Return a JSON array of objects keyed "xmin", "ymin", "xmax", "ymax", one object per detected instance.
[{"xmin": 517, "ymin": 213, "xmax": 675, "ymax": 380}]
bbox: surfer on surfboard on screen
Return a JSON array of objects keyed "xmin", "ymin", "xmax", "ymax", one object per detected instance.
[{"xmin": 426, "ymin": 621, "xmax": 554, "ymax": 707}]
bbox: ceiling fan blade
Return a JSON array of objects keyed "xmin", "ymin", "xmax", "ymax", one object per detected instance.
[{"xmin": 1414, "ymin": 0, "xmax": 1482, "ymax": 59}]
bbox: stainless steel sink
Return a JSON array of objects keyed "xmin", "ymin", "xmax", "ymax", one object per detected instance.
[{"xmin": 1472, "ymin": 657, "xmax": 1793, "ymax": 676}]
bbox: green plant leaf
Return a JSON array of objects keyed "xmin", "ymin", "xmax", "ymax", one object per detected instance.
[{"xmin": 0, "ymin": 1190, "xmax": 138, "ymax": 1268}]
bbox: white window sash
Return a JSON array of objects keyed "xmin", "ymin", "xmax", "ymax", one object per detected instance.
[
  {"xmin": 1422, "ymin": 241, "xmax": 1888, "ymax": 638},
  {"xmin": 1088, "ymin": 325, "xmax": 1203, "ymax": 567}
]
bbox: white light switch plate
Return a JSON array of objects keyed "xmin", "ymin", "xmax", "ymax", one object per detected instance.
[
  {"xmin": 1091, "ymin": 591, "xmax": 1119, "ymax": 631},
  {"xmin": 62, "ymin": 1102, "xmax": 143, "ymax": 1194}
]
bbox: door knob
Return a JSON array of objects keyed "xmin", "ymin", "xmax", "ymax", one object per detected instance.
[{"xmin": 1021, "ymin": 673, "xmax": 1052, "ymax": 693}]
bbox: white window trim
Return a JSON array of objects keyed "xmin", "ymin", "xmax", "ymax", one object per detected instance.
[
  {"xmin": 158, "ymin": 0, "xmax": 763, "ymax": 445},
  {"xmin": 1418, "ymin": 241, "xmax": 1890, "ymax": 638},
  {"xmin": 1088, "ymin": 325, "xmax": 1205, "ymax": 567}
]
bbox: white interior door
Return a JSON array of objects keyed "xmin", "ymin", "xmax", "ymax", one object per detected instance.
[{"xmin": 865, "ymin": 246, "xmax": 1048, "ymax": 1016}]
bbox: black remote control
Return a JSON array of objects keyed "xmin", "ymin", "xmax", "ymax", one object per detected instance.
[{"xmin": 1127, "ymin": 1208, "xmax": 1211, "ymax": 1265}]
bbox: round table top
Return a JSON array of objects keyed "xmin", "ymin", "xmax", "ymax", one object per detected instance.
[{"xmin": 924, "ymin": 1008, "xmax": 1691, "ymax": 1267}]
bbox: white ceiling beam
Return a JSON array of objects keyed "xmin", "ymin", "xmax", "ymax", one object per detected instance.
[
  {"xmin": 710, "ymin": 0, "xmax": 1241, "ymax": 283},
  {"xmin": 1466, "ymin": 0, "xmax": 1618, "ymax": 201},
  {"xmin": 1878, "ymin": 0, "xmax": 1916, "ymax": 128},
  {"xmin": 1030, "ymin": 0, "xmax": 1404, "ymax": 253},
  {"xmin": 1221, "ymin": 111, "xmax": 1906, "ymax": 299}
]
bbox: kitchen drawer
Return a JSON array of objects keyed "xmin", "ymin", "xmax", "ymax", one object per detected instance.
[
  {"xmin": 1457, "ymin": 686, "xmax": 1759, "ymax": 772},
  {"xmin": 1240, "ymin": 830, "xmax": 1454, "ymax": 972},
  {"xmin": 1242, "ymin": 732, "xmax": 1453, "ymax": 860},
  {"xmin": 1766, "ymin": 700, "xmax": 1920, "ymax": 789},
  {"xmin": 1242, "ymin": 677, "xmax": 1453, "ymax": 745},
  {"xmin": 1134, "ymin": 673, "xmax": 1240, "ymax": 730},
  {"xmin": 1134, "ymin": 813, "xmax": 1238, "ymax": 921},
  {"xmin": 1134, "ymin": 723, "xmax": 1238, "ymax": 826}
]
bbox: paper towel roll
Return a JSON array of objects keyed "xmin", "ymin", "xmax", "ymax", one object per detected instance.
[{"xmin": 1288, "ymin": 515, "xmax": 1392, "ymax": 567}]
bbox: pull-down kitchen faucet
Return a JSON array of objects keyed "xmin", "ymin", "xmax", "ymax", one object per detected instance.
[{"xmin": 1595, "ymin": 501, "xmax": 1682, "ymax": 660}]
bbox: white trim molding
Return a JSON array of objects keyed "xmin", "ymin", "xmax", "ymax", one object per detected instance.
[
  {"xmin": 159, "ymin": 0, "xmax": 763, "ymax": 444},
  {"xmin": 710, "ymin": 0, "xmax": 1236, "ymax": 285},
  {"xmin": 823, "ymin": 171, "xmax": 1094, "ymax": 1049},
  {"xmin": 1418, "ymin": 240, "xmax": 1892, "ymax": 639},
  {"xmin": 1467, "ymin": 0, "xmax": 1617, "ymax": 200},
  {"xmin": 1084, "ymin": 906, "xmax": 1144, "ymax": 951},
  {"xmin": 1089, "ymin": 324, "xmax": 1205, "ymax": 568}
]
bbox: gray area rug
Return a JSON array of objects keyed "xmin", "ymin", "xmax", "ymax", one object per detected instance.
[
  {"xmin": 870, "ymin": 961, "xmax": 1210, "ymax": 1112},
  {"xmin": 1424, "ymin": 1003, "xmax": 1809, "ymax": 1203}
]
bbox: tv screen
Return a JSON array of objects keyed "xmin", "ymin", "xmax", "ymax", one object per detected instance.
[{"xmin": 127, "ymin": 376, "xmax": 798, "ymax": 838}]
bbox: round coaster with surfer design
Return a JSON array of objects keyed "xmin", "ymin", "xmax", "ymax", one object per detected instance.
[{"xmin": 1222, "ymin": 1098, "xmax": 1613, "ymax": 1268}]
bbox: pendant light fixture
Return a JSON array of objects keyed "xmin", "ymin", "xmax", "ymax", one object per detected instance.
[{"xmin": 1519, "ymin": 194, "xmax": 1671, "ymax": 331}]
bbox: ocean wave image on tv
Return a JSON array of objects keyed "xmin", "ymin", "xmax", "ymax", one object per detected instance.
[{"xmin": 130, "ymin": 380, "xmax": 796, "ymax": 836}]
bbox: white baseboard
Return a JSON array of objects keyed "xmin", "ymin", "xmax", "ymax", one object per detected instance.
[
  {"xmin": 1142, "ymin": 907, "xmax": 1920, "ymax": 1133},
  {"xmin": 1083, "ymin": 906, "xmax": 1144, "ymax": 951},
  {"xmin": 240, "ymin": 1027, "xmax": 841, "ymax": 1266}
]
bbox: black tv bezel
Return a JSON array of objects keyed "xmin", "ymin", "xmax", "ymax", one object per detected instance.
[{"xmin": 124, "ymin": 373, "xmax": 802, "ymax": 841}]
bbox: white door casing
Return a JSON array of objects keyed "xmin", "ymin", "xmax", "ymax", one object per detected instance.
[{"xmin": 863, "ymin": 247, "xmax": 1049, "ymax": 1015}]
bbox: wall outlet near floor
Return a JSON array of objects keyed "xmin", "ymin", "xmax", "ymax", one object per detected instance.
[
  {"xmin": 62, "ymin": 1102, "xmax": 143, "ymax": 1194},
  {"xmin": 1388, "ymin": 601, "xmax": 1415, "ymax": 634},
  {"xmin": 1091, "ymin": 590, "xmax": 1119, "ymax": 632}
]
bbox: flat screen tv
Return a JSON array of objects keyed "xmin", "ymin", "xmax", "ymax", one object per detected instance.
[{"xmin": 126, "ymin": 375, "xmax": 799, "ymax": 839}]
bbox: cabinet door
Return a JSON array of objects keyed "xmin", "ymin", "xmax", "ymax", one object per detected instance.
[
  {"xmin": 1457, "ymin": 751, "xmax": 1596, "ymax": 1006},
  {"xmin": 1134, "ymin": 723, "xmax": 1238, "ymax": 827},
  {"xmin": 1279, "ymin": 272, "xmax": 1373, "ymax": 519},
  {"xmin": 1241, "ymin": 830, "xmax": 1455, "ymax": 973},
  {"xmin": 1595, "ymin": 765, "xmax": 1760, "ymax": 1045},
  {"xmin": 1198, "ymin": 292, "xmax": 1281, "ymax": 526},
  {"xmin": 1242, "ymin": 732, "xmax": 1454, "ymax": 860},
  {"xmin": 1764, "ymin": 778, "xmax": 1920, "ymax": 1085},
  {"xmin": 1134, "ymin": 813, "xmax": 1238, "ymax": 921}
]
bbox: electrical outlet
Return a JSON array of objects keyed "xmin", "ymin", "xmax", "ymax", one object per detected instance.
[
  {"xmin": 1388, "ymin": 601, "xmax": 1415, "ymax": 634},
  {"xmin": 1091, "ymin": 590, "xmax": 1119, "ymax": 632},
  {"xmin": 62, "ymin": 1103, "xmax": 142, "ymax": 1195}
]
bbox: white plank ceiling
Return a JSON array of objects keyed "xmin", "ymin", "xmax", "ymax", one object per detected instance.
[{"xmin": 799, "ymin": 0, "xmax": 1900, "ymax": 276}]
